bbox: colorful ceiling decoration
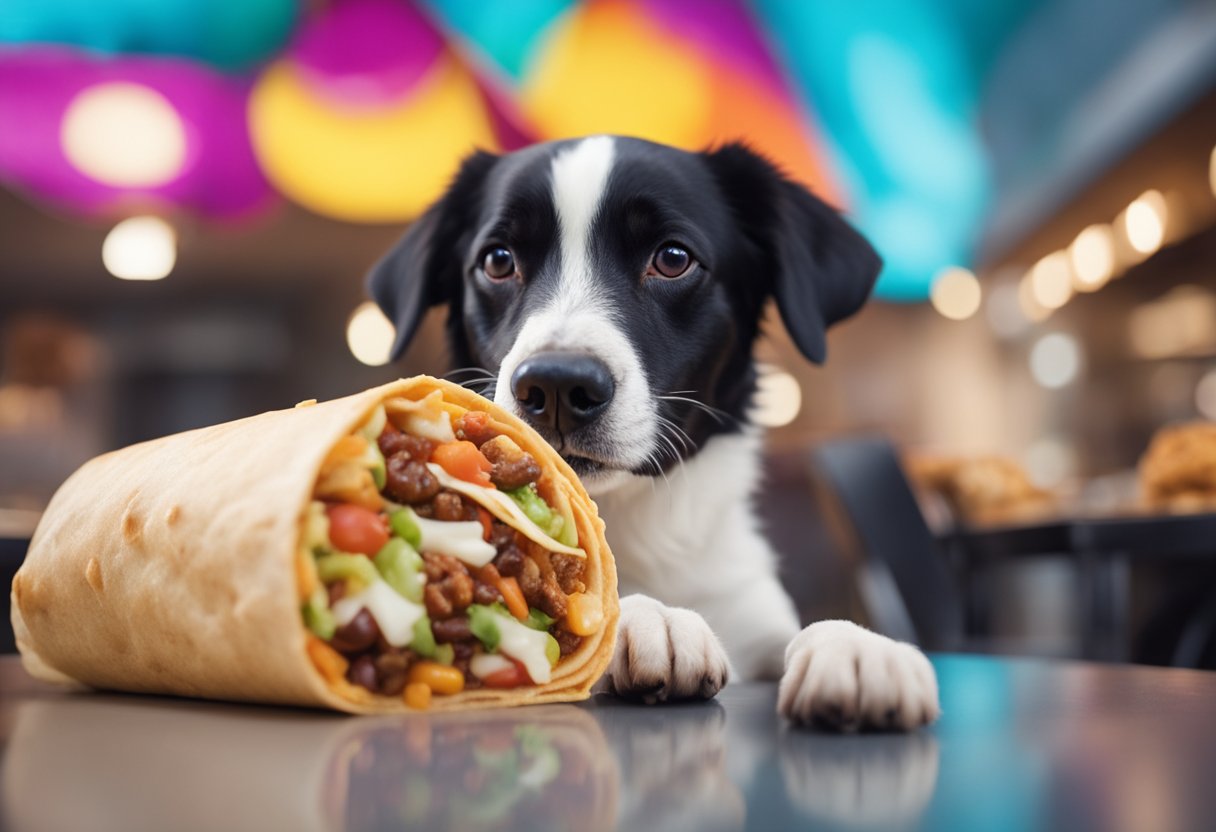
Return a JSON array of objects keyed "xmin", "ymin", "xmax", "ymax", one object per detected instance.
[
  {"xmin": 0, "ymin": 0, "xmax": 1004, "ymax": 300},
  {"xmin": 0, "ymin": 48, "xmax": 272, "ymax": 218},
  {"xmin": 248, "ymin": 0, "xmax": 515, "ymax": 223}
]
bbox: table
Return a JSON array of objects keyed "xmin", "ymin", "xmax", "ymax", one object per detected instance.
[
  {"xmin": 948, "ymin": 511, "xmax": 1216, "ymax": 663},
  {"xmin": 3, "ymin": 654, "xmax": 1215, "ymax": 832}
]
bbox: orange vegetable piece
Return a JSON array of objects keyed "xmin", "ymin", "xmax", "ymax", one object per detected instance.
[
  {"xmin": 408, "ymin": 661, "xmax": 465, "ymax": 695},
  {"xmin": 566, "ymin": 592, "xmax": 603, "ymax": 636},
  {"xmin": 296, "ymin": 550, "xmax": 317, "ymax": 601},
  {"xmin": 324, "ymin": 435, "xmax": 369, "ymax": 466},
  {"xmin": 404, "ymin": 682, "xmax": 432, "ymax": 710},
  {"xmin": 306, "ymin": 637, "xmax": 349, "ymax": 684},
  {"xmin": 431, "ymin": 441, "xmax": 493, "ymax": 488},
  {"xmin": 498, "ymin": 576, "xmax": 529, "ymax": 621},
  {"xmin": 477, "ymin": 507, "xmax": 494, "ymax": 541}
]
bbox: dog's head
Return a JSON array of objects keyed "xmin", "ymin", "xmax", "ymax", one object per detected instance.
[{"xmin": 369, "ymin": 136, "xmax": 880, "ymax": 492}]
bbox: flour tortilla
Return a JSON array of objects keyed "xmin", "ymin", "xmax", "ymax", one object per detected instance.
[{"xmin": 11, "ymin": 377, "xmax": 618, "ymax": 712}]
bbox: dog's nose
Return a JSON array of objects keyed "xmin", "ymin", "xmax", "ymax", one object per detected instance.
[{"xmin": 512, "ymin": 351, "xmax": 615, "ymax": 433}]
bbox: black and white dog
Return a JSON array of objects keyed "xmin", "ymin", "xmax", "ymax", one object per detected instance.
[{"xmin": 369, "ymin": 136, "xmax": 939, "ymax": 730}]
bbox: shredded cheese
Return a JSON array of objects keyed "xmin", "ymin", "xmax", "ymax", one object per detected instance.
[{"xmin": 426, "ymin": 464, "xmax": 586, "ymax": 558}]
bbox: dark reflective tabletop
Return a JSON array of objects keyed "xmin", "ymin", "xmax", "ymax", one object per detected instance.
[{"xmin": 2, "ymin": 654, "xmax": 1215, "ymax": 832}]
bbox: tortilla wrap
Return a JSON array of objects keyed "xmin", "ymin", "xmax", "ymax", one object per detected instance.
[{"xmin": 11, "ymin": 377, "xmax": 618, "ymax": 711}]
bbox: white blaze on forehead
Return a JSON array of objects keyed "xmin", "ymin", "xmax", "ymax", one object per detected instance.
[
  {"xmin": 493, "ymin": 136, "xmax": 658, "ymax": 490},
  {"xmin": 549, "ymin": 135, "xmax": 616, "ymax": 311}
]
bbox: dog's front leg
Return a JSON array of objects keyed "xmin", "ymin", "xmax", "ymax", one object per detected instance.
[{"xmin": 595, "ymin": 594, "xmax": 732, "ymax": 703}]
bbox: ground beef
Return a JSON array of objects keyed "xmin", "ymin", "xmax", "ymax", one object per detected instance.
[
  {"xmin": 421, "ymin": 553, "xmax": 474, "ymax": 618},
  {"xmin": 384, "ymin": 454, "xmax": 440, "ymax": 504},
  {"xmin": 480, "ymin": 435, "xmax": 542, "ymax": 490},
  {"xmin": 555, "ymin": 629, "xmax": 582, "ymax": 657},
  {"xmin": 374, "ymin": 649, "xmax": 411, "ymax": 695},
  {"xmin": 536, "ymin": 575, "xmax": 567, "ymax": 620},
  {"xmin": 517, "ymin": 555, "xmax": 542, "ymax": 605},
  {"xmin": 455, "ymin": 411, "xmax": 500, "ymax": 448},
  {"xmin": 431, "ymin": 492, "xmax": 465, "ymax": 521},
  {"xmin": 551, "ymin": 553, "xmax": 586, "ymax": 595}
]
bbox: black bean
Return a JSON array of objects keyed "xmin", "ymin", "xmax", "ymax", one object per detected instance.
[
  {"xmin": 494, "ymin": 544, "xmax": 524, "ymax": 577},
  {"xmin": 473, "ymin": 581, "xmax": 501, "ymax": 605},
  {"xmin": 348, "ymin": 655, "xmax": 377, "ymax": 691},
  {"xmin": 489, "ymin": 522, "xmax": 515, "ymax": 549},
  {"xmin": 378, "ymin": 428, "xmax": 435, "ymax": 461},
  {"xmin": 331, "ymin": 608, "xmax": 380, "ymax": 653},
  {"xmin": 385, "ymin": 455, "xmax": 440, "ymax": 504},
  {"xmin": 490, "ymin": 457, "xmax": 541, "ymax": 491},
  {"xmin": 432, "ymin": 616, "xmax": 473, "ymax": 643}
]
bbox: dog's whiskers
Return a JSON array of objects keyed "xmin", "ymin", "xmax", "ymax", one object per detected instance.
[
  {"xmin": 445, "ymin": 367, "xmax": 498, "ymax": 397},
  {"xmin": 657, "ymin": 393, "xmax": 736, "ymax": 426},
  {"xmin": 656, "ymin": 415, "xmax": 696, "ymax": 454}
]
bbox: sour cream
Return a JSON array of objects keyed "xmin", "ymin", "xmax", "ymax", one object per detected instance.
[
  {"xmin": 494, "ymin": 613, "xmax": 554, "ymax": 684},
  {"xmin": 331, "ymin": 580, "xmax": 425, "ymax": 648},
  {"xmin": 412, "ymin": 514, "xmax": 497, "ymax": 567}
]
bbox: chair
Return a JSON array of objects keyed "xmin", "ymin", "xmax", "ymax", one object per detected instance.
[{"xmin": 810, "ymin": 436, "xmax": 966, "ymax": 651}]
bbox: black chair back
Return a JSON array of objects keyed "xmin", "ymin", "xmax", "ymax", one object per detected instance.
[{"xmin": 811, "ymin": 436, "xmax": 964, "ymax": 650}]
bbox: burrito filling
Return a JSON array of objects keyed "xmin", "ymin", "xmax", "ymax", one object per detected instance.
[{"xmin": 299, "ymin": 392, "xmax": 602, "ymax": 706}]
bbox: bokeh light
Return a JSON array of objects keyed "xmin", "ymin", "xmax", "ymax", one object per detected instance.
[
  {"xmin": 1209, "ymin": 145, "xmax": 1216, "ymax": 198},
  {"xmin": 1028, "ymin": 252, "xmax": 1073, "ymax": 310},
  {"xmin": 930, "ymin": 266, "xmax": 982, "ymax": 321},
  {"xmin": 101, "ymin": 216, "xmax": 176, "ymax": 281},
  {"xmin": 61, "ymin": 82, "xmax": 187, "ymax": 188},
  {"xmin": 1029, "ymin": 333, "xmax": 1082, "ymax": 389},
  {"xmin": 753, "ymin": 365, "xmax": 802, "ymax": 427},
  {"xmin": 1069, "ymin": 224, "xmax": 1115, "ymax": 291},
  {"xmin": 346, "ymin": 301, "xmax": 395, "ymax": 366},
  {"xmin": 1123, "ymin": 189, "xmax": 1167, "ymax": 256}
]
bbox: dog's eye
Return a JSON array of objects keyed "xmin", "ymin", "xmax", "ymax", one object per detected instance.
[
  {"xmin": 481, "ymin": 247, "xmax": 516, "ymax": 280},
  {"xmin": 651, "ymin": 244, "xmax": 694, "ymax": 279}
]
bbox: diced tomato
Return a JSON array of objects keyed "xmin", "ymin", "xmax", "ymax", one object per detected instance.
[
  {"xmin": 477, "ymin": 507, "xmax": 494, "ymax": 541},
  {"xmin": 326, "ymin": 504, "xmax": 388, "ymax": 555},
  {"xmin": 431, "ymin": 441, "xmax": 494, "ymax": 488},
  {"xmin": 482, "ymin": 659, "xmax": 532, "ymax": 689}
]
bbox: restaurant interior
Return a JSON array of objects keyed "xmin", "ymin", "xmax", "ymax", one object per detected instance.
[{"xmin": 2, "ymin": 0, "xmax": 1216, "ymax": 828}]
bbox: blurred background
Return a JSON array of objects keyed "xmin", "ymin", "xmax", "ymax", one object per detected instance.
[{"xmin": 2, "ymin": 0, "xmax": 1215, "ymax": 665}]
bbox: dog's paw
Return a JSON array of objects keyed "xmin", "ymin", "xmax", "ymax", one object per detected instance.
[
  {"xmin": 777, "ymin": 621, "xmax": 939, "ymax": 731},
  {"xmin": 599, "ymin": 595, "xmax": 731, "ymax": 703}
]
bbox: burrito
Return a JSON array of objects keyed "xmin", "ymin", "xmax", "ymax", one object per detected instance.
[{"xmin": 11, "ymin": 377, "xmax": 618, "ymax": 711}]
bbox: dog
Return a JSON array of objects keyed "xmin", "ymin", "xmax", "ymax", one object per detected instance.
[{"xmin": 369, "ymin": 135, "xmax": 940, "ymax": 730}]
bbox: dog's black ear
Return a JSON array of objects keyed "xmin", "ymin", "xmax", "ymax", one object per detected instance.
[
  {"xmin": 367, "ymin": 150, "xmax": 499, "ymax": 360},
  {"xmin": 704, "ymin": 143, "xmax": 881, "ymax": 363}
]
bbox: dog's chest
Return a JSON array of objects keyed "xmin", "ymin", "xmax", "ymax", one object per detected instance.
[{"xmin": 589, "ymin": 431, "xmax": 770, "ymax": 602}]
